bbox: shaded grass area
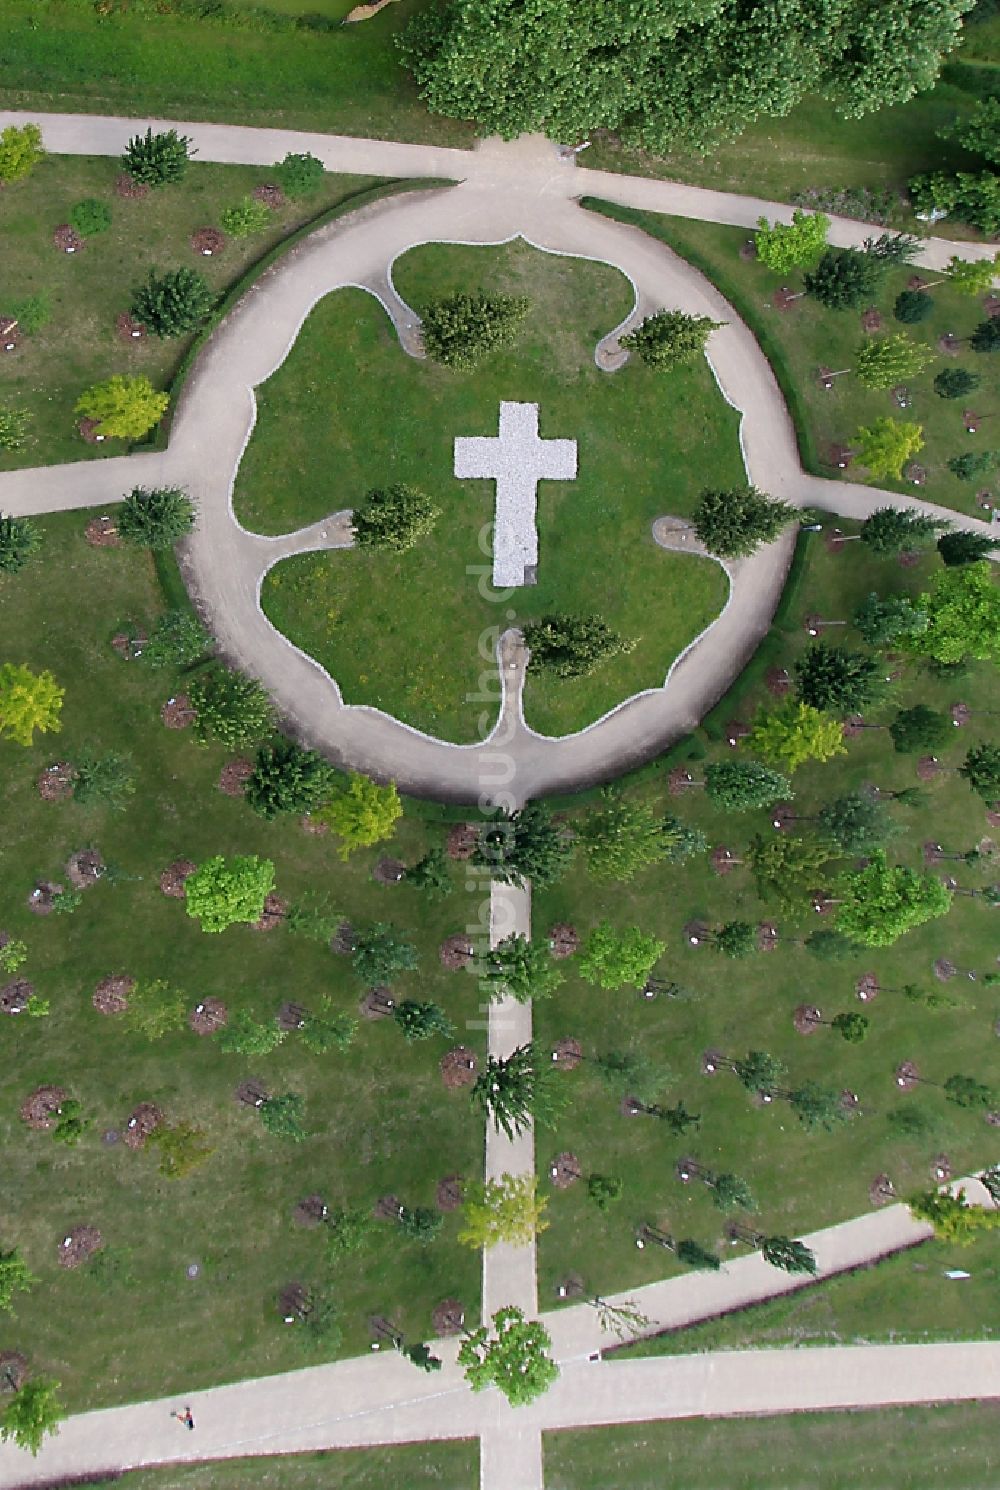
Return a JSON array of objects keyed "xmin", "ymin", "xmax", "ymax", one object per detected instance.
[
  {"xmin": 620, "ymin": 1232, "xmax": 1000, "ymax": 1357},
  {"xmin": 0, "ymin": 513, "xmax": 485, "ymax": 1412},
  {"xmin": 586, "ymin": 199, "xmax": 1000, "ymax": 519},
  {"xmin": 245, "ymin": 241, "xmax": 739, "ymax": 741},
  {"xmin": 0, "ymin": 0, "xmax": 471, "ymax": 145},
  {"xmin": 544, "ymin": 1403, "xmax": 1000, "ymax": 1490},
  {"xmin": 76, "ymin": 1442, "xmax": 478, "ymax": 1490},
  {"xmin": 0, "ymin": 154, "xmax": 382, "ymax": 470},
  {"xmin": 532, "ymin": 521, "xmax": 1000, "ymax": 1307}
]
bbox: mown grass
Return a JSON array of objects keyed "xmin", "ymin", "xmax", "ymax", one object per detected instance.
[
  {"xmin": 532, "ymin": 521, "xmax": 1000, "ymax": 1308},
  {"xmin": 545, "ymin": 1403, "xmax": 1000, "ymax": 1490},
  {"xmin": 244, "ymin": 241, "xmax": 739, "ymax": 741},
  {"xmin": 0, "ymin": 153, "xmax": 385, "ymax": 470},
  {"xmin": 78, "ymin": 1442, "xmax": 478, "ymax": 1490},
  {"xmin": 0, "ymin": 513, "xmax": 487, "ymax": 1412},
  {"xmin": 586, "ymin": 199, "xmax": 1000, "ymax": 519},
  {"xmin": 0, "ymin": 0, "xmax": 471, "ymax": 144}
]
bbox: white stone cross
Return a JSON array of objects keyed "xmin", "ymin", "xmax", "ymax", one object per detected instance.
[{"xmin": 454, "ymin": 401, "xmax": 577, "ymax": 588}]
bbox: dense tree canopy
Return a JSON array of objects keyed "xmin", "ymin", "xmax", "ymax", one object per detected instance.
[
  {"xmin": 399, "ymin": 0, "xmax": 971, "ymax": 157},
  {"xmin": 834, "ymin": 850, "xmax": 952, "ymax": 947},
  {"xmin": 691, "ymin": 486, "xmax": 796, "ymax": 558},
  {"xmin": 620, "ymin": 309, "xmax": 723, "ymax": 368},
  {"xmin": 908, "ymin": 562, "xmax": 1000, "ymax": 665}
]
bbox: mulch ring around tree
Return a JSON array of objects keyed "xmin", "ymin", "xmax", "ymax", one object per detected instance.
[
  {"xmin": 0, "ymin": 319, "xmax": 20, "ymax": 353},
  {"xmin": 300, "ymin": 813, "xmax": 328, "ymax": 835},
  {"xmin": 988, "ymin": 807, "xmax": 1000, "ymax": 829},
  {"xmin": 374, "ymin": 1193, "xmax": 404, "ymax": 1221},
  {"xmin": 793, "ymin": 1003, "xmax": 823, "ymax": 1035},
  {"xmin": 923, "ymin": 840, "xmax": 945, "ymax": 866},
  {"xmin": 251, "ymin": 893, "xmax": 288, "ymax": 933},
  {"xmin": 58, "ymin": 1226, "xmax": 103, "ymax": 1269},
  {"xmin": 432, "ymin": 1299, "xmax": 465, "ymax": 1337},
  {"xmin": 855, "ymin": 973, "xmax": 879, "ymax": 1004},
  {"xmin": 724, "ymin": 719, "xmax": 750, "ymax": 746},
  {"xmin": 37, "ymin": 761, "xmax": 77, "ymax": 801},
  {"xmin": 161, "ymin": 694, "xmax": 196, "ymax": 729},
  {"xmin": 253, "ymin": 182, "xmax": 286, "ymax": 209},
  {"xmin": 772, "ymin": 287, "xmax": 799, "ymax": 311},
  {"xmin": 446, "ymin": 823, "xmax": 479, "ymax": 860},
  {"xmin": 189, "ymin": 997, "xmax": 228, "ymax": 1035},
  {"xmin": 934, "ymin": 958, "xmax": 957, "ymax": 982},
  {"xmin": 115, "ymin": 172, "xmax": 149, "ymax": 199},
  {"xmin": 85, "ymin": 514, "xmax": 122, "ymax": 547},
  {"xmin": 548, "ymin": 1152, "xmax": 582, "ymax": 1189},
  {"xmin": 330, "ymin": 920, "xmax": 356, "ymax": 955},
  {"xmin": 931, "ymin": 1153, "xmax": 952, "ymax": 1183},
  {"xmin": 234, "ymin": 1079, "xmax": 269, "ymax": 1109},
  {"xmin": 439, "ymin": 933, "xmax": 475, "ymax": 969},
  {"xmin": 115, "ymin": 311, "xmax": 146, "ymax": 343},
  {"xmin": 53, "ymin": 224, "xmax": 84, "ymax": 254},
  {"xmin": 279, "ymin": 1282, "xmax": 310, "ymax": 1322},
  {"xmin": 840, "ymin": 1088, "xmax": 860, "ymax": 1113},
  {"xmin": 218, "ymin": 757, "xmax": 253, "ymax": 796},
  {"xmin": 860, "ymin": 307, "xmax": 882, "ymax": 333},
  {"xmin": 93, "ymin": 974, "xmax": 135, "ymax": 1016},
  {"xmin": 766, "ymin": 666, "xmax": 791, "ymax": 697},
  {"xmin": 869, "ymin": 1174, "xmax": 896, "ymax": 1207},
  {"xmin": 191, "ymin": 227, "xmax": 225, "ymax": 257},
  {"xmin": 372, "ymin": 857, "xmax": 406, "ymax": 885},
  {"xmin": 78, "ymin": 417, "xmax": 107, "ymax": 445},
  {"xmin": 0, "ymin": 1352, "xmax": 28, "ymax": 1392},
  {"xmin": 552, "ymin": 1036, "xmax": 582, "ymax": 1069},
  {"xmin": 711, "ymin": 846, "xmax": 739, "ymax": 876},
  {"xmin": 436, "ymin": 1175, "xmax": 464, "ymax": 1211},
  {"xmin": 277, "ymin": 1000, "xmax": 309, "ymax": 1032},
  {"xmin": 668, "ymin": 767, "xmax": 697, "ymax": 795},
  {"xmin": 160, "ymin": 859, "xmax": 196, "ymax": 898},
  {"xmin": 917, "ymin": 755, "xmax": 942, "ymax": 782},
  {"xmin": 548, "ymin": 922, "xmax": 579, "ymax": 959},
  {"xmin": 758, "ymin": 921, "xmax": 779, "ymax": 952},
  {"xmin": 293, "ymin": 1194, "xmax": 329, "ymax": 1227},
  {"xmin": 810, "ymin": 893, "xmax": 835, "ymax": 916},
  {"xmin": 27, "ymin": 881, "xmax": 65, "ymax": 915},
  {"xmin": 67, "ymin": 849, "xmax": 105, "ymax": 889},
  {"xmin": 738, "ymin": 238, "xmax": 757, "ymax": 261},
  {"xmin": 361, "ymin": 986, "xmax": 396, "ymax": 1020},
  {"xmin": 440, "ymin": 1045, "xmax": 478, "ymax": 1088},
  {"xmin": 684, "ymin": 919, "xmax": 710, "ymax": 948},
  {"xmin": 897, "ymin": 542, "xmax": 922, "ymax": 562},
  {"xmin": 21, "ymin": 1086, "xmax": 67, "ymax": 1130},
  {"xmin": 895, "ymin": 1061, "xmax": 920, "ymax": 1091},
  {"xmin": 122, "ymin": 1102, "xmax": 164, "ymax": 1150},
  {"xmin": 951, "ymin": 702, "xmax": 972, "ymax": 728},
  {"xmin": 111, "ymin": 628, "xmax": 147, "ymax": 661},
  {"xmin": 938, "ymin": 333, "xmax": 961, "ymax": 356},
  {"xmin": 1, "ymin": 980, "xmax": 32, "ymax": 1015}
]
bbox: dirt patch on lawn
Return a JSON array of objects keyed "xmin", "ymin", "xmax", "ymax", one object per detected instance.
[
  {"xmin": 122, "ymin": 1102, "xmax": 164, "ymax": 1150},
  {"xmin": 439, "ymin": 933, "xmax": 475, "ymax": 969},
  {"xmin": 191, "ymin": 227, "xmax": 225, "ymax": 256},
  {"xmin": 293, "ymin": 1194, "xmax": 329, "ymax": 1227},
  {"xmin": 432, "ymin": 1299, "xmax": 465, "ymax": 1336},
  {"xmin": 85, "ymin": 514, "xmax": 122, "ymax": 547},
  {"xmin": 160, "ymin": 859, "xmax": 196, "ymax": 898},
  {"xmin": 53, "ymin": 224, "xmax": 84, "ymax": 253},
  {"xmin": 440, "ymin": 1046, "xmax": 478, "ymax": 1088},
  {"xmin": 37, "ymin": 762, "xmax": 76, "ymax": 801},
  {"xmin": 218, "ymin": 758, "xmax": 253, "ymax": 796},
  {"xmin": 548, "ymin": 923, "xmax": 579, "ymax": 958},
  {"xmin": 93, "ymin": 975, "xmax": 134, "ymax": 1016},
  {"xmin": 552, "ymin": 1037, "xmax": 582, "ymax": 1069},
  {"xmin": 446, "ymin": 823, "xmax": 478, "ymax": 860},
  {"xmin": 1, "ymin": 980, "xmax": 32, "ymax": 1014},
  {"xmin": 161, "ymin": 694, "xmax": 196, "ymax": 729},
  {"xmin": 21, "ymin": 1086, "xmax": 66, "ymax": 1129},
  {"xmin": 436, "ymin": 1175, "xmax": 464, "ymax": 1211},
  {"xmin": 27, "ymin": 881, "xmax": 64, "ymax": 915},
  {"xmin": 253, "ymin": 183, "xmax": 285, "ymax": 209},
  {"xmin": 58, "ymin": 1226, "xmax": 103, "ymax": 1268},
  {"xmin": 115, "ymin": 173, "xmax": 149, "ymax": 199},
  {"xmin": 189, "ymin": 997, "xmax": 228, "ymax": 1035},
  {"xmin": 67, "ymin": 849, "xmax": 105, "ymax": 889},
  {"xmin": 251, "ymin": 894, "xmax": 288, "ymax": 932}
]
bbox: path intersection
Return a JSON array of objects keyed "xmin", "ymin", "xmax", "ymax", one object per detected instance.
[{"xmin": 0, "ymin": 112, "xmax": 998, "ymax": 1490}]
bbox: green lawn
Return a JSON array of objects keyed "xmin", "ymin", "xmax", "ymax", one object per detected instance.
[
  {"xmin": 80, "ymin": 1443, "xmax": 478, "ymax": 1490},
  {"xmin": 544, "ymin": 1403, "xmax": 1000, "ymax": 1490},
  {"xmin": 244, "ymin": 240, "xmax": 738, "ymax": 741},
  {"xmin": 531, "ymin": 523, "xmax": 1000, "ymax": 1307},
  {"xmin": 620, "ymin": 1231, "xmax": 1000, "ymax": 1358},
  {"xmin": 0, "ymin": 514, "xmax": 486, "ymax": 1412},
  {"xmin": 0, "ymin": 0, "xmax": 470, "ymax": 145},
  {"xmin": 587, "ymin": 200, "xmax": 1000, "ymax": 520},
  {"xmin": 0, "ymin": 153, "xmax": 387, "ymax": 470}
]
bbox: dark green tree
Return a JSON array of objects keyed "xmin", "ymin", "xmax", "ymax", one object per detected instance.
[
  {"xmin": 944, "ymin": 1073, "xmax": 994, "ymax": 1110},
  {"xmin": 473, "ymin": 801, "xmax": 573, "ymax": 887},
  {"xmin": 217, "ymin": 1010, "xmax": 285, "ymax": 1056},
  {"xmin": 761, "ymin": 1235, "xmax": 817, "ymax": 1275},
  {"xmin": 130, "ymin": 268, "xmax": 214, "ymax": 338},
  {"xmin": 393, "ymin": 999, "xmax": 455, "ymax": 1042},
  {"xmin": 676, "ymin": 1239, "xmax": 721, "ymax": 1272},
  {"xmin": 406, "ymin": 844, "xmax": 453, "ymax": 898},
  {"xmin": 691, "ymin": 486, "xmax": 796, "ymax": 558},
  {"xmin": 72, "ymin": 750, "xmax": 136, "ymax": 811},
  {"xmin": 398, "ymin": 1205, "xmax": 443, "ymax": 1244},
  {"xmin": 747, "ymin": 833, "xmax": 832, "ymax": 910},
  {"xmin": 471, "ymin": 1042, "xmax": 567, "ymax": 1139},
  {"xmin": 948, "ymin": 450, "xmax": 998, "ymax": 482},
  {"xmin": 933, "ymin": 367, "xmax": 981, "ymax": 400},
  {"xmin": 733, "ymin": 1050, "xmax": 786, "ymax": 1098},
  {"xmin": 577, "ymin": 795, "xmax": 665, "ymax": 882},
  {"xmin": 620, "ymin": 310, "xmax": 724, "ymax": 369},
  {"xmin": 480, "ymin": 933, "xmax": 564, "ymax": 1003},
  {"xmin": 971, "ymin": 317, "xmax": 1000, "ymax": 353},
  {"xmin": 794, "ymin": 643, "xmax": 882, "ymax": 713},
  {"xmin": 714, "ymin": 920, "xmax": 757, "ymax": 958},
  {"xmin": 818, "ymin": 791, "xmax": 897, "ymax": 853},
  {"xmin": 804, "ymin": 928, "xmax": 857, "ymax": 961},
  {"xmin": 188, "ymin": 666, "xmax": 274, "ymax": 748},
  {"xmin": 0, "ymin": 515, "xmax": 40, "ymax": 575},
  {"xmin": 703, "ymin": 759, "xmax": 791, "ymax": 812},
  {"xmin": 421, "ymin": 290, "xmax": 528, "ymax": 369},
  {"xmin": 889, "ymin": 704, "xmax": 950, "ymax": 754},
  {"xmin": 707, "ymin": 1172, "xmax": 757, "ymax": 1212},
  {"xmin": 115, "ymin": 487, "xmax": 195, "ymax": 549},
  {"xmin": 894, "ymin": 289, "xmax": 934, "ymax": 324},
  {"xmin": 325, "ymin": 1207, "xmax": 374, "ymax": 1259},
  {"xmin": 661, "ymin": 813, "xmax": 708, "ymax": 864},
  {"xmin": 299, "ymin": 1005, "xmax": 357, "ymax": 1055},
  {"xmin": 70, "ymin": 199, "xmax": 112, "ymax": 236},
  {"xmin": 244, "ymin": 741, "xmax": 337, "ymax": 819},
  {"xmin": 259, "ymin": 1092, "xmax": 307, "ymax": 1141},
  {"xmin": 804, "ymin": 248, "xmax": 881, "ymax": 310},
  {"xmin": 960, "ymin": 742, "xmax": 1000, "ymax": 800},
  {"xmin": 523, "ymin": 613, "xmax": 634, "ymax": 678},
  {"xmin": 274, "ymin": 151, "xmax": 325, "ymax": 198},
  {"xmin": 788, "ymin": 1082, "xmax": 847, "ymax": 1130},
  {"xmin": 937, "ymin": 530, "xmax": 996, "ymax": 567},
  {"xmin": 142, "ymin": 609, "xmax": 212, "ymax": 669},
  {"xmin": 587, "ymin": 1174, "xmax": 623, "ymax": 1211},
  {"xmin": 352, "ymin": 484, "xmax": 441, "ymax": 552},
  {"xmin": 831, "ymin": 1011, "xmax": 869, "ymax": 1042},
  {"xmin": 853, "ymin": 592, "xmax": 927, "ymax": 647},
  {"xmin": 860, "ymin": 506, "xmax": 943, "ymax": 555},
  {"xmin": 593, "ymin": 1047, "xmax": 671, "ymax": 1105},
  {"xmin": 352, "ymin": 923, "xmax": 418, "ymax": 986},
  {"xmin": 121, "ymin": 128, "xmax": 192, "ymax": 186}
]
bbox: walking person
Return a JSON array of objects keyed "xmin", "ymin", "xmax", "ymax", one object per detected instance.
[{"xmin": 172, "ymin": 1406, "xmax": 195, "ymax": 1430}]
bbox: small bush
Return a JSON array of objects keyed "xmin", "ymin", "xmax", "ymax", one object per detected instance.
[
  {"xmin": 221, "ymin": 197, "xmax": 271, "ymax": 238},
  {"xmin": 10, "ymin": 291, "xmax": 52, "ymax": 335},
  {"xmin": 274, "ymin": 152, "xmax": 325, "ymax": 199},
  {"xmin": 893, "ymin": 289, "xmax": 933, "ymax": 323},
  {"xmin": 70, "ymin": 199, "xmax": 112, "ymax": 237}
]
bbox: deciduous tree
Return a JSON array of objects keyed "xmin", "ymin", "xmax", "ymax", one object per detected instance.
[
  {"xmin": 960, "ymin": 742, "xmax": 1000, "ymax": 800},
  {"xmin": 0, "ymin": 1249, "xmax": 36, "ymax": 1314},
  {"xmin": 909, "ymin": 562, "xmax": 1000, "ymax": 665},
  {"xmin": 0, "ymin": 123, "xmax": 43, "ymax": 184},
  {"xmin": 458, "ymin": 1175, "xmax": 549, "ymax": 1249},
  {"xmin": 577, "ymin": 921, "xmax": 665, "ymax": 990},
  {"xmin": 480, "ymin": 933, "xmax": 563, "ymax": 1003},
  {"xmin": 0, "ymin": 515, "xmax": 40, "ymax": 575},
  {"xmin": 747, "ymin": 699, "xmax": 846, "ymax": 771},
  {"xmin": 747, "ymin": 834, "xmax": 833, "ymax": 910},
  {"xmin": 523, "ymin": 613, "xmax": 634, "ymax": 678},
  {"xmin": 274, "ymin": 151, "xmax": 325, "ymax": 198},
  {"xmin": 458, "ymin": 1305, "xmax": 557, "ymax": 1408},
  {"xmin": 184, "ymin": 854, "xmax": 275, "ymax": 933},
  {"xmin": 421, "ymin": 291, "xmax": 528, "ymax": 369},
  {"xmin": 0, "ymin": 1376, "xmax": 64, "ymax": 1455},
  {"xmin": 259, "ymin": 1092, "xmax": 307, "ymax": 1142},
  {"xmin": 0, "ymin": 663, "xmax": 63, "ymax": 746},
  {"xmin": 392, "ymin": 999, "xmax": 455, "ymax": 1042},
  {"xmin": 351, "ymin": 484, "xmax": 441, "ymax": 552},
  {"xmin": 834, "ymin": 850, "xmax": 952, "ymax": 947},
  {"xmin": 314, "ymin": 773, "xmax": 402, "ymax": 859},
  {"xmin": 577, "ymin": 795, "xmax": 666, "ymax": 881},
  {"xmin": 217, "ymin": 1010, "xmax": 285, "ymax": 1056},
  {"xmin": 851, "ymin": 420, "xmax": 924, "ymax": 481},
  {"xmin": 754, "ymin": 210, "xmax": 829, "ymax": 274},
  {"xmin": 74, "ymin": 375, "xmax": 169, "ymax": 440}
]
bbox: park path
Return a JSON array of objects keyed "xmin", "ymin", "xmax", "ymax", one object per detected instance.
[{"xmin": 1, "ymin": 143, "xmax": 995, "ymax": 802}]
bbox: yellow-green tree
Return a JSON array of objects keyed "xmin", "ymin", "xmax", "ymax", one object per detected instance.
[
  {"xmin": 458, "ymin": 1174, "xmax": 549, "ymax": 1250},
  {"xmin": 0, "ymin": 123, "xmax": 43, "ymax": 184},
  {"xmin": 74, "ymin": 375, "xmax": 168, "ymax": 440},
  {"xmin": 852, "ymin": 417, "xmax": 923, "ymax": 480},
  {"xmin": 315, "ymin": 772, "xmax": 402, "ymax": 859},
  {"xmin": 0, "ymin": 663, "xmax": 63, "ymax": 746},
  {"xmin": 747, "ymin": 699, "xmax": 846, "ymax": 772}
]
